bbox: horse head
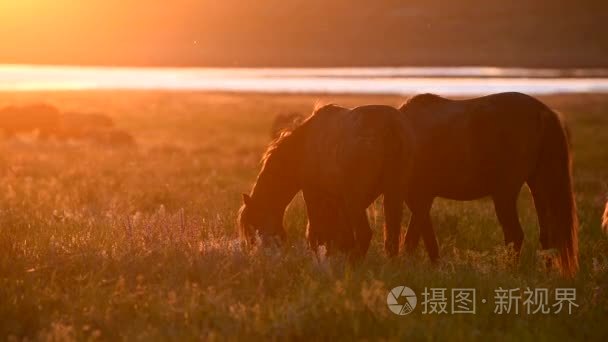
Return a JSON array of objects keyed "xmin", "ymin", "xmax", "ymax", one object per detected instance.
[{"xmin": 238, "ymin": 193, "xmax": 286, "ymax": 247}]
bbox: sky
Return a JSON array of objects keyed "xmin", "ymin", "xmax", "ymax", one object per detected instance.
[
  {"xmin": 0, "ymin": 1, "xmax": 606, "ymax": 68},
  {"xmin": 0, "ymin": 1, "xmax": 202, "ymax": 65}
]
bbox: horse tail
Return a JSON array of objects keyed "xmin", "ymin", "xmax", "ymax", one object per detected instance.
[{"xmin": 528, "ymin": 108, "xmax": 578, "ymax": 277}]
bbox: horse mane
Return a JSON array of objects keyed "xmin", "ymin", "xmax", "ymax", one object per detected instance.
[
  {"xmin": 260, "ymin": 103, "xmax": 342, "ymax": 166},
  {"xmin": 261, "ymin": 130, "xmax": 295, "ymax": 166}
]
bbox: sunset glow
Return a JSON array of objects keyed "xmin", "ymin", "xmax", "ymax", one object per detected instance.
[
  {"xmin": 0, "ymin": 2, "xmax": 606, "ymax": 340},
  {"xmin": 0, "ymin": 1, "xmax": 200, "ymax": 66}
]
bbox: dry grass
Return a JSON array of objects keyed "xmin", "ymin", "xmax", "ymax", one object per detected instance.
[{"xmin": 0, "ymin": 91, "xmax": 607, "ymax": 340}]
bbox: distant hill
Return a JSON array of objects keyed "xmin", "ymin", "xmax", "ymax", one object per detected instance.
[{"xmin": 0, "ymin": 0, "xmax": 607, "ymax": 68}]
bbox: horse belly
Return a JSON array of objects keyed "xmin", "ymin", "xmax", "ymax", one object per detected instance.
[
  {"xmin": 436, "ymin": 182, "xmax": 493, "ymax": 201},
  {"xmin": 412, "ymin": 171, "xmax": 491, "ymax": 201},
  {"xmin": 409, "ymin": 147, "xmax": 494, "ymax": 201}
]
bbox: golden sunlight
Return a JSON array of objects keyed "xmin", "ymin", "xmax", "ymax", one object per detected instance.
[
  {"xmin": 0, "ymin": 2, "xmax": 606, "ymax": 340},
  {"xmin": 0, "ymin": 0, "xmax": 201, "ymax": 65}
]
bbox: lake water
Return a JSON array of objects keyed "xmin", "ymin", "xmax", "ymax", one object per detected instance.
[{"xmin": 2, "ymin": 65, "xmax": 608, "ymax": 95}]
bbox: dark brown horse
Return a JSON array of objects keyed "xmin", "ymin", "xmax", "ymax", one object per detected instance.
[
  {"xmin": 238, "ymin": 104, "xmax": 414, "ymax": 257},
  {"xmin": 396, "ymin": 92, "xmax": 578, "ymax": 276}
]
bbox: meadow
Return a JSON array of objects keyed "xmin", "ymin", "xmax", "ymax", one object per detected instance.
[{"xmin": 0, "ymin": 91, "xmax": 607, "ymax": 341}]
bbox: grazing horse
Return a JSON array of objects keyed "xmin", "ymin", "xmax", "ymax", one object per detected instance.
[
  {"xmin": 238, "ymin": 104, "xmax": 415, "ymax": 257},
  {"xmin": 396, "ymin": 92, "xmax": 578, "ymax": 276}
]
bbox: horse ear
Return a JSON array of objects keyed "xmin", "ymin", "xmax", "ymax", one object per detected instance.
[{"xmin": 242, "ymin": 193, "xmax": 252, "ymax": 206}]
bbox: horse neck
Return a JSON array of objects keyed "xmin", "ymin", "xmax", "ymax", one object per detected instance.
[{"xmin": 251, "ymin": 147, "xmax": 301, "ymax": 213}]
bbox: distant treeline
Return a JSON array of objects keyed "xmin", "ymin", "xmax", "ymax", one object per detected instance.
[{"xmin": 1, "ymin": 0, "xmax": 607, "ymax": 68}]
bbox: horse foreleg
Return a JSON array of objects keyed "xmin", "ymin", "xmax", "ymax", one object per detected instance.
[
  {"xmin": 493, "ymin": 194, "xmax": 524, "ymax": 255},
  {"xmin": 383, "ymin": 194, "xmax": 403, "ymax": 257}
]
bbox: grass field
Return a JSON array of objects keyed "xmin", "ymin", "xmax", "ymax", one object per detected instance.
[{"xmin": 0, "ymin": 91, "xmax": 607, "ymax": 341}]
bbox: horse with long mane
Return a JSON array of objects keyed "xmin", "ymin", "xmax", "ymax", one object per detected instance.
[
  {"xmin": 396, "ymin": 92, "xmax": 578, "ymax": 276},
  {"xmin": 238, "ymin": 104, "xmax": 415, "ymax": 257}
]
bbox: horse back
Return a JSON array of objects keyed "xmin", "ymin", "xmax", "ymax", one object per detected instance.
[
  {"xmin": 402, "ymin": 92, "xmax": 549, "ymax": 199},
  {"xmin": 301, "ymin": 104, "xmax": 412, "ymax": 205}
]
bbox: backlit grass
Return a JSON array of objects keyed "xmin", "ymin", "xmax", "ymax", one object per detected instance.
[{"xmin": 0, "ymin": 91, "xmax": 607, "ymax": 340}]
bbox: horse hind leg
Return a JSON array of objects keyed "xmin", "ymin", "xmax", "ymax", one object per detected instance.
[
  {"xmin": 402, "ymin": 199, "xmax": 422, "ymax": 255},
  {"xmin": 492, "ymin": 192, "xmax": 524, "ymax": 255},
  {"xmin": 404, "ymin": 198, "xmax": 439, "ymax": 262},
  {"xmin": 402, "ymin": 216, "xmax": 421, "ymax": 255},
  {"xmin": 602, "ymin": 201, "xmax": 608, "ymax": 234},
  {"xmin": 353, "ymin": 210, "xmax": 373, "ymax": 258},
  {"xmin": 527, "ymin": 178, "xmax": 550, "ymax": 249},
  {"xmin": 305, "ymin": 221, "xmax": 320, "ymax": 251}
]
